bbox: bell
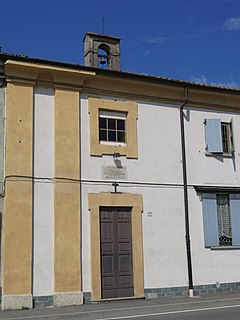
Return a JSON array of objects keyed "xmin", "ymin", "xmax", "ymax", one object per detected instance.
[{"xmin": 100, "ymin": 56, "xmax": 106, "ymax": 65}]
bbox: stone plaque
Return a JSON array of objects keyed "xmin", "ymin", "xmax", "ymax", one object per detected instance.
[{"xmin": 102, "ymin": 166, "xmax": 128, "ymax": 180}]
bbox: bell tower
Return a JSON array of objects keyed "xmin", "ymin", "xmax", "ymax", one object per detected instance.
[{"xmin": 83, "ymin": 32, "xmax": 121, "ymax": 71}]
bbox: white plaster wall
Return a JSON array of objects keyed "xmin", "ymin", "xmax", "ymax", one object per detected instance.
[
  {"xmin": 81, "ymin": 95, "xmax": 240, "ymax": 292},
  {"xmin": 185, "ymin": 109, "xmax": 240, "ymax": 284},
  {"xmin": 185, "ymin": 108, "xmax": 240, "ymax": 185},
  {"xmin": 189, "ymin": 189, "xmax": 240, "ymax": 285},
  {"xmin": 141, "ymin": 186, "xmax": 188, "ymax": 288},
  {"xmin": 81, "ymin": 96, "xmax": 183, "ymax": 184},
  {"xmin": 33, "ymin": 87, "xmax": 54, "ymax": 296},
  {"xmin": 81, "ymin": 95, "xmax": 188, "ymax": 292},
  {"xmin": 81, "ymin": 183, "xmax": 188, "ymax": 292}
]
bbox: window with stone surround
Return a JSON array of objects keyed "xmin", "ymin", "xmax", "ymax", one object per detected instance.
[{"xmin": 88, "ymin": 97, "xmax": 138, "ymax": 158}]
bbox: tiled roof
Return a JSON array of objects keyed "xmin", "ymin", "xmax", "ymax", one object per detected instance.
[
  {"xmin": 0, "ymin": 52, "xmax": 29, "ymax": 58},
  {"xmin": 124, "ymin": 71, "xmax": 240, "ymax": 91},
  {"xmin": 0, "ymin": 51, "xmax": 239, "ymax": 92}
]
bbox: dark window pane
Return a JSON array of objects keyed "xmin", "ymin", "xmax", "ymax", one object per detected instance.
[
  {"xmin": 117, "ymin": 119, "xmax": 125, "ymax": 130},
  {"xmin": 99, "ymin": 129, "xmax": 107, "ymax": 141},
  {"xmin": 221, "ymin": 123, "xmax": 231, "ymax": 154},
  {"xmin": 108, "ymin": 118, "xmax": 116, "ymax": 129},
  {"xmin": 99, "ymin": 117, "xmax": 107, "ymax": 129},
  {"xmin": 117, "ymin": 131, "xmax": 125, "ymax": 142},
  {"xmin": 108, "ymin": 130, "xmax": 116, "ymax": 141}
]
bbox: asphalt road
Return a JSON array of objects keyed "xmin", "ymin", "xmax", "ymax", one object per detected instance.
[
  {"xmin": 118, "ymin": 305, "xmax": 240, "ymax": 320},
  {"xmin": 1, "ymin": 294, "xmax": 240, "ymax": 320}
]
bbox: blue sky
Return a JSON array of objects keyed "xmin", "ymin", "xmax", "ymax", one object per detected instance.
[{"xmin": 1, "ymin": 0, "xmax": 240, "ymax": 87}]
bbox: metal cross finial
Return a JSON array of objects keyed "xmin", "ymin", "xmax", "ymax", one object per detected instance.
[
  {"xmin": 112, "ymin": 182, "xmax": 119, "ymax": 193},
  {"xmin": 102, "ymin": 17, "xmax": 105, "ymax": 34}
]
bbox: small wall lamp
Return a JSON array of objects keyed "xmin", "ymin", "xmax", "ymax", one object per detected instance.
[{"xmin": 113, "ymin": 152, "xmax": 121, "ymax": 160}]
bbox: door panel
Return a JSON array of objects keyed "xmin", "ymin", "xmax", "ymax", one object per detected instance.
[
  {"xmin": 100, "ymin": 207, "xmax": 134, "ymax": 299},
  {"xmin": 100, "ymin": 209, "xmax": 116, "ymax": 298}
]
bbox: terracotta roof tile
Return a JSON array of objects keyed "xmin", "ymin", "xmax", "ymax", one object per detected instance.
[
  {"xmin": 0, "ymin": 51, "xmax": 239, "ymax": 92},
  {"xmin": 120, "ymin": 70, "xmax": 240, "ymax": 91},
  {"xmin": 0, "ymin": 52, "xmax": 29, "ymax": 58}
]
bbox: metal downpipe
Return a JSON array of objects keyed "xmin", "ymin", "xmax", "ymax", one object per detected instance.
[{"xmin": 180, "ymin": 86, "xmax": 194, "ymax": 297}]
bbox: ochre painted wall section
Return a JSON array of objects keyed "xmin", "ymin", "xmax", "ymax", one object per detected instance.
[
  {"xmin": 3, "ymin": 82, "xmax": 33, "ymax": 295},
  {"xmin": 54, "ymin": 88, "xmax": 81, "ymax": 293}
]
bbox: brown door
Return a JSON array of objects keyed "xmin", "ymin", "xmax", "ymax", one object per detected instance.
[{"xmin": 100, "ymin": 207, "xmax": 134, "ymax": 299}]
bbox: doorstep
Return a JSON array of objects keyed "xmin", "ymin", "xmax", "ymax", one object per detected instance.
[{"xmin": 91, "ymin": 295, "xmax": 145, "ymax": 303}]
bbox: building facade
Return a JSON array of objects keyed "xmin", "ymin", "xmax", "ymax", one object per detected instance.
[{"xmin": 0, "ymin": 33, "xmax": 240, "ymax": 310}]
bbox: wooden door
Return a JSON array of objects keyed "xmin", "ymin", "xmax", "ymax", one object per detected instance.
[{"xmin": 100, "ymin": 207, "xmax": 134, "ymax": 299}]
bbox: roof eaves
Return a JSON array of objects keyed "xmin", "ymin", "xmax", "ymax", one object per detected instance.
[{"xmin": 1, "ymin": 52, "xmax": 239, "ymax": 93}]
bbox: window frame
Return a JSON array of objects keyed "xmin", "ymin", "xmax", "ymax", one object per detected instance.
[
  {"xmin": 99, "ymin": 110, "xmax": 127, "ymax": 145},
  {"xmin": 221, "ymin": 122, "xmax": 234, "ymax": 155},
  {"xmin": 201, "ymin": 192, "xmax": 240, "ymax": 249},
  {"xmin": 88, "ymin": 97, "xmax": 138, "ymax": 158},
  {"xmin": 216, "ymin": 193, "xmax": 232, "ymax": 246}
]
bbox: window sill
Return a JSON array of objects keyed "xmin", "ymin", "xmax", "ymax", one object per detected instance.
[
  {"xmin": 208, "ymin": 246, "xmax": 240, "ymax": 250},
  {"xmin": 205, "ymin": 152, "xmax": 234, "ymax": 158},
  {"xmin": 100, "ymin": 141, "xmax": 127, "ymax": 147}
]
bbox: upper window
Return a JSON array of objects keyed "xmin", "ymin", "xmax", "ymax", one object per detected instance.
[
  {"xmin": 204, "ymin": 119, "xmax": 234, "ymax": 155},
  {"xmin": 88, "ymin": 97, "xmax": 138, "ymax": 158},
  {"xmin": 99, "ymin": 110, "xmax": 126, "ymax": 144},
  {"xmin": 202, "ymin": 193, "xmax": 240, "ymax": 248}
]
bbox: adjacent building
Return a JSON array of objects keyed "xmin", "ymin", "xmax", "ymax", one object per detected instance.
[{"xmin": 0, "ymin": 32, "xmax": 240, "ymax": 310}]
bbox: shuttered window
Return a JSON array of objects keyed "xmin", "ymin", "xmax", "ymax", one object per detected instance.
[
  {"xmin": 204, "ymin": 119, "xmax": 222, "ymax": 153},
  {"xmin": 204, "ymin": 119, "xmax": 234, "ymax": 155},
  {"xmin": 202, "ymin": 193, "xmax": 240, "ymax": 247}
]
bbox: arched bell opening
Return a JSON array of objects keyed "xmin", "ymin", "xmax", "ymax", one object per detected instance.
[{"xmin": 98, "ymin": 44, "xmax": 110, "ymax": 69}]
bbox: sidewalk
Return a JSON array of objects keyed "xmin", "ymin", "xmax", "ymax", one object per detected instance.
[{"xmin": 0, "ymin": 293, "xmax": 240, "ymax": 320}]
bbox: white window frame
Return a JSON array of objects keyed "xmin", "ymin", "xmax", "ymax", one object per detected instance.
[{"xmin": 99, "ymin": 110, "xmax": 127, "ymax": 146}]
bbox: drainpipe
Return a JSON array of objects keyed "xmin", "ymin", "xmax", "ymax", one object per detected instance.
[{"xmin": 179, "ymin": 86, "xmax": 194, "ymax": 297}]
